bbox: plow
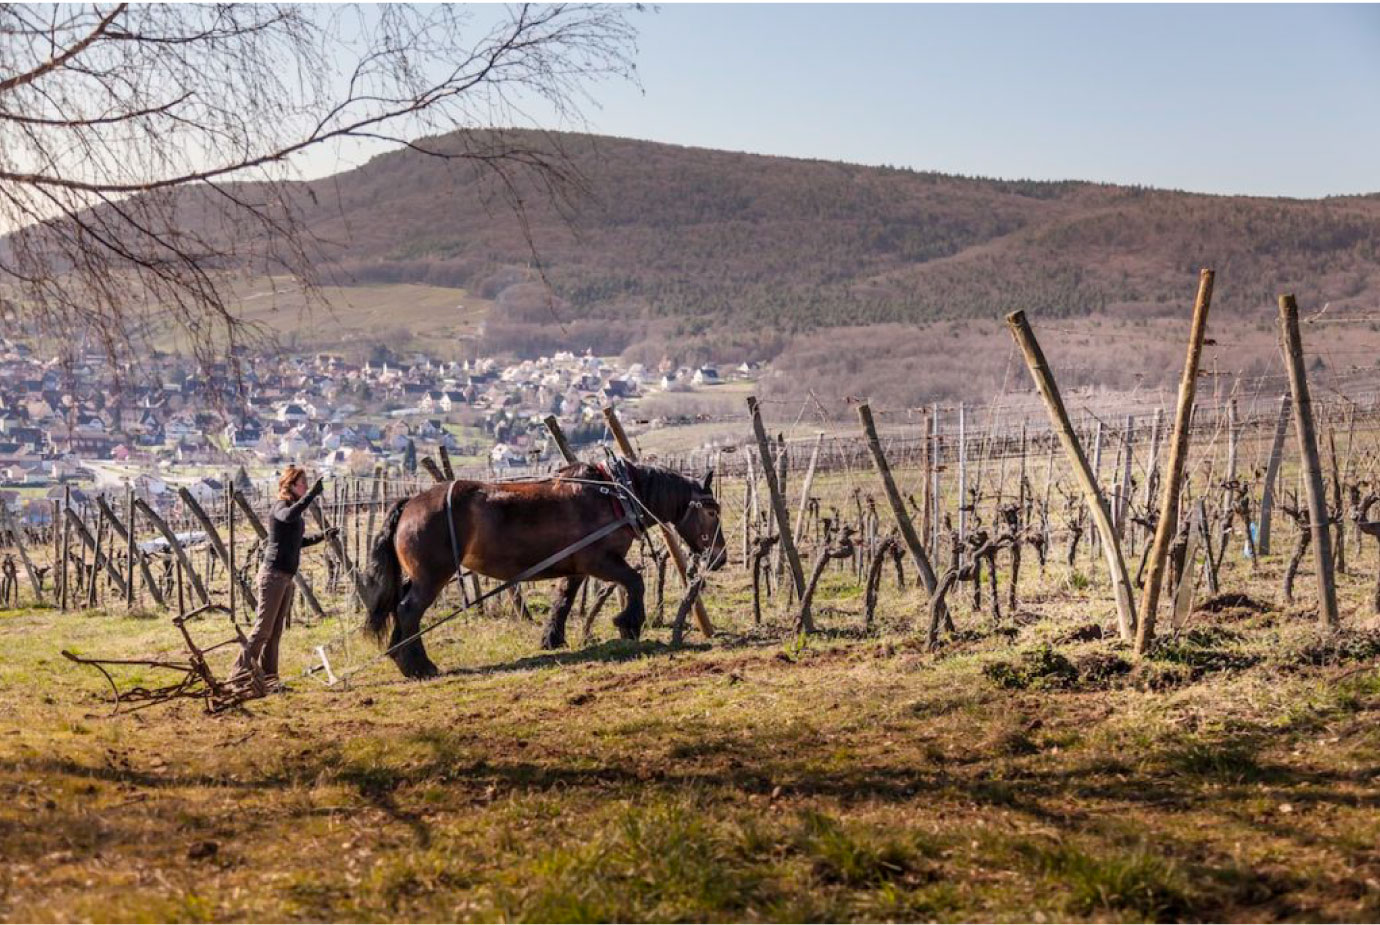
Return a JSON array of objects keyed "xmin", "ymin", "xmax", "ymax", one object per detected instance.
[{"xmin": 61, "ymin": 603, "xmax": 264, "ymax": 714}]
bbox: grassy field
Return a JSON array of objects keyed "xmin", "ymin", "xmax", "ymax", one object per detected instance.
[{"xmin": 3, "ymin": 528, "xmax": 1380, "ymax": 922}]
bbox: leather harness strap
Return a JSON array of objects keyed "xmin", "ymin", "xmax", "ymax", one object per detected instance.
[{"xmin": 444, "ymin": 480, "xmax": 463, "ymax": 577}]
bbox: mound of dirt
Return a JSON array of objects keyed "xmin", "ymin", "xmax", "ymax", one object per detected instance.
[
  {"xmin": 1276, "ymin": 629, "xmax": 1380, "ymax": 670},
  {"xmin": 983, "ymin": 646, "xmax": 1079, "ymax": 691},
  {"xmin": 1056, "ymin": 623, "xmax": 1106, "ymax": 644},
  {"xmin": 1197, "ymin": 593, "xmax": 1266, "ymax": 614}
]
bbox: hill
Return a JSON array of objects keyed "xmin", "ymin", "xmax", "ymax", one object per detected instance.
[
  {"xmin": 277, "ymin": 130, "xmax": 1380, "ymax": 405},
  {"xmin": 19, "ymin": 130, "xmax": 1380, "ymax": 406}
]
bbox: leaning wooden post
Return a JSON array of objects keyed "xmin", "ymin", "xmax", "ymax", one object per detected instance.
[
  {"xmin": 1278, "ymin": 294, "xmax": 1340, "ymax": 629},
  {"xmin": 437, "ymin": 445, "xmax": 456, "ymax": 480},
  {"xmin": 1006, "ymin": 310, "xmax": 1136, "ymax": 641},
  {"xmin": 97, "ymin": 496, "xmax": 164, "ymax": 608},
  {"xmin": 1257, "ymin": 395, "xmax": 1290, "ymax": 556},
  {"xmin": 544, "ymin": 414, "xmax": 578, "ymax": 464},
  {"xmin": 858, "ymin": 403, "xmax": 942, "ymax": 602},
  {"xmin": 177, "ymin": 487, "xmax": 257, "ymax": 610},
  {"xmin": 310, "ymin": 496, "xmax": 367, "ymax": 610},
  {"xmin": 603, "ymin": 405, "xmax": 714, "ymax": 636},
  {"xmin": 134, "ymin": 498, "xmax": 210, "ymax": 606},
  {"xmin": 64, "ymin": 505, "xmax": 128, "ymax": 598},
  {"xmin": 419, "ymin": 456, "xmax": 446, "ymax": 484},
  {"xmin": 747, "ymin": 397, "xmax": 807, "ymax": 604},
  {"xmin": 1134, "ymin": 270, "xmax": 1214, "ymax": 652},
  {"xmin": 4, "ymin": 511, "xmax": 42, "ymax": 601}
]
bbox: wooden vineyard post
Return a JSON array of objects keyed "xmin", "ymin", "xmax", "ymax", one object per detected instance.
[
  {"xmin": 59, "ymin": 487, "xmax": 70, "ymax": 611},
  {"xmin": 1278, "ymin": 294, "xmax": 1340, "ymax": 629},
  {"xmin": 134, "ymin": 498, "xmax": 210, "ymax": 606},
  {"xmin": 1141, "ymin": 407, "xmax": 1164, "ymax": 517},
  {"xmin": 858, "ymin": 403, "xmax": 942, "ymax": 604},
  {"xmin": 438, "ymin": 445, "xmax": 456, "ymax": 480},
  {"xmin": 793, "ymin": 432, "xmax": 825, "ymax": 543},
  {"xmin": 227, "ymin": 483, "xmax": 237, "ymax": 623},
  {"xmin": 1006, "ymin": 310, "xmax": 1136, "ymax": 641},
  {"xmin": 420, "ymin": 456, "xmax": 446, "ymax": 483},
  {"xmin": 1135, "ymin": 269, "xmax": 1214, "ymax": 653},
  {"xmin": 957, "ymin": 402, "xmax": 967, "ymax": 543},
  {"xmin": 178, "ymin": 487, "xmax": 257, "ymax": 611},
  {"xmin": 930, "ymin": 403, "xmax": 942, "ymax": 550},
  {"xmin": 544, "ymin": 414, "xmax": 578, "ymax": 464},
  {"xmin": 310, "ymin": 495, "xmax": 367, "ymax": 610},
  {"xmin": 97, "ymin": 495, "xmax": 164, "ymax": 608},
  {"xmin": 1257, "ymin": 395, "xmax": 1290, "ymax": 556},
  {"xmin": 747, "ymin": 397, "xmax": 807, "ymax": 611},
  {"xmin": 1089, "ymin": 420, "xmax": 1105, "ymax": 558},
  {"xmin": 4, "ymin": 511, "xmax": 43, "ymax": 601},
  {"xmin": 604, "ymin": 405, "xmax": 714, "ymax": 637},
  {"xmin": 125, "ymin": 484, "xmax": 135, "ymax": 609},
  {"xmin": 64, "ymin": 504, "xmax": 127, "ymax": 598},
  {"xmin": 231, "ymin": 490, "xmax": 327, "ymax": 620},
  {"xmin": 1116, "ymin": 416, "xmax": 1134, "ymax": 539},
  {"xmin": 365, "ymin": 465, "xmax": 384, "ymax": 550}
]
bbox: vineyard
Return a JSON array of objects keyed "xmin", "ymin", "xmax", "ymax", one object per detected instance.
[{"xmin": 2, "ymin": 284, "xmax": 1380, "ymax": 921}]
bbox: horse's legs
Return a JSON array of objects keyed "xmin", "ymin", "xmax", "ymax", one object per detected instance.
[
  {"xmin": 390, "ymin": 578, "xmax": 443, "ymax": 679},
  {"xmin": 586, "ymin": 555, "xmax": 645, "ymax": 640},
  {"xmin": 541, "ymin": 576, "xmax": 585, "ymax": 650}
]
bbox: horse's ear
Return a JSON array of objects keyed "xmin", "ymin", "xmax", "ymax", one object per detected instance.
[{"xmin": 702, "ymin": 470, "xmax": 714, "ymax": 494}]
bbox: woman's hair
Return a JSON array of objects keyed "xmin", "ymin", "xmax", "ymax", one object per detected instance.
[{"xmin": 278, "ymin": 465, "xmax": 307, "ymax": 502}]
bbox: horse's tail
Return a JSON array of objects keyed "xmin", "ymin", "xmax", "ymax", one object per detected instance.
[{"xmin": 362, "ymin": 498, "xmax": 408, "ymax": 644}]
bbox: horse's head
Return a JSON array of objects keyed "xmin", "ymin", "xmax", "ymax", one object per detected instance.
[{"xmin": 673, "ymin": 470, "xmax": 728, "ymax": 571}]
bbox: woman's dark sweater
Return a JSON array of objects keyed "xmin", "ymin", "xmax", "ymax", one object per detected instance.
[{"xmin": 263, "ymin": 481, "xmax": 325, "ymax": 575}]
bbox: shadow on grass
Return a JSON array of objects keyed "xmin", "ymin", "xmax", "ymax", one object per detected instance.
[{"xmin": 443, "ymin": 638, "xmax": 711, "ymax": 677}]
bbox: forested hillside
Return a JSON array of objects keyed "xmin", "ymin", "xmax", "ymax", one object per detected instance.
[{"xmin": 31, "ymin": 129, "xmax": 1378, "ymax": 405}]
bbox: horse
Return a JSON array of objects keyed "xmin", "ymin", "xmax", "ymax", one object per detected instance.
[{"xmin": 360, "ymin": 461, "xmax": 728, "ymax": 679}]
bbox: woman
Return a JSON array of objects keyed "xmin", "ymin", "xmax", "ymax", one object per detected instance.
[{"xmin": 229, "ymin": 466, "xmax": 336, "ymax": 694}]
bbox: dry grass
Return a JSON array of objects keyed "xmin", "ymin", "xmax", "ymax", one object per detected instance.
[{"xmin": 3, "ymin": 520, "xmax": 1380, "ymax": 923}]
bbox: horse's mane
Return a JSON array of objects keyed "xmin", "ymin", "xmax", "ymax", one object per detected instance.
[
  {"xmin": 629, "ymin": 462, "xmax": 699, "ymax": 525},
  {"xmin": 554, "ymin": 460, "xmax": 701, "ymax": 525}
]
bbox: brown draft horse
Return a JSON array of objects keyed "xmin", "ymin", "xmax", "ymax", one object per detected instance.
[{"xmin": 361, "ymin": 461, "xmax": 728, "ymax": 679}]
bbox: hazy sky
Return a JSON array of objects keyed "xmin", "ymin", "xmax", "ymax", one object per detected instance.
[{"xmin": 307, "ymin": 4, "xmax": 1380, "ymax": 199}]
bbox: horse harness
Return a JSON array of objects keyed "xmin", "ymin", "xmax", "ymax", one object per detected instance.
[{"xmin": 439, "ymin": 460, "xmax": 650, "ymax": 585}]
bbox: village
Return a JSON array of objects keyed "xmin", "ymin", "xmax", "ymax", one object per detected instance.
[{"xmin": 0, "ymin": 333, "xmax": 756, "ymax": 524}]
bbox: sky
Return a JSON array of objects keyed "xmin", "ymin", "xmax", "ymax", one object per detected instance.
[{"xmin": 307, "ymin": 3, "xmax": 1380, "ymax": 200}]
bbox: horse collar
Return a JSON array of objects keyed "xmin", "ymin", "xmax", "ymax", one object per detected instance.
[{"xmin": 598, "ymin": 459, "xmax": 648, "ymax": 536}]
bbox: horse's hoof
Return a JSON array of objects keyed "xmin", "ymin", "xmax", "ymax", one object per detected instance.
[{"xmin": 399, "ymin": 658, "xmax": 440, "ymax": 680}]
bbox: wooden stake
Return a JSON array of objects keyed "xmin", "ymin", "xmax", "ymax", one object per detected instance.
[
  {"xmin": 543, "ymin": 414, "xmax": 578, "ymax": 464},
  {"xmin": 857, "ymin": 403, "xmax": 942, "ymax": 597},
  {"xmin": 178, "ymin": 487, "xmax": 256, "ymax": 609},
  {"xmin": 1257, "ymin": 395, "xmax": 1289, "ymax": 557},
  {"xmin": 1006, "ymin": 310, "xmax": 1136, "ymax": 640},
  {"xmin": 747, "ymin": 397, "xmax": 807, "ymax": 607},
  {"xmin": 125, "ymin": 484, "xmax": 135, "ymax": 609},
  {"xmin": 604, "ymin": 405, "xmax": 714, "ymax": 636},
  {"xmin": 1279, "ymin": 294, "xmax": 1339, "ymax": 628},
  {"xmin": 793, "ymin": 432, "xmax": 825, "ymax": 543},
  {"xmin": 1133, "ymin": 270, "xmax": 1214, "ymax": 652}
]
